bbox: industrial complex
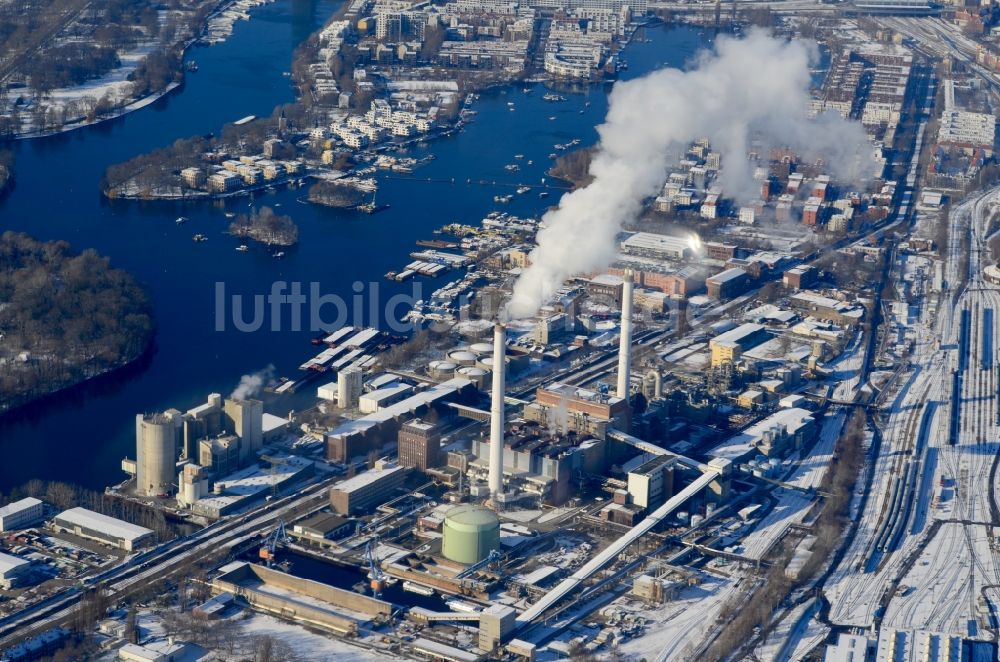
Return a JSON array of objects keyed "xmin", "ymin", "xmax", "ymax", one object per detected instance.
[{"xmin": 5, "ymin": 0, "xmax": 1000, "ymax": 659}]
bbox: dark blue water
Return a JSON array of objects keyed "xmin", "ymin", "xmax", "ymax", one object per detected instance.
[{"xmin": 0, "ymin": 5, "xmax": 708, "ymax": 491}]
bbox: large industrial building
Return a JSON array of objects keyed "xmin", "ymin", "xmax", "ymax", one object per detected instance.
[
  {"xmin": 706, "ymin": 267, "xmax": 751, "ymax": 300},
  {"xmin": 620, "ymin": 232, "xmax": 694, "ymax": 261},
  {"xmin": 329, "ymin": 460, "xmax": 410, "ymax": 515},
  {"xmin": 188, "ymin": 455, "xmax": 315, "ymax": 518},
  {"xmin": 51, "ymin": 508, "xmax": 155, "ymax": 551},
  {"xmin": 224, "ymin": 398, "xmax": 264, "ymax": 465},
  {"xmin": 523, "ymin": 382, "xmax": 630, "ymax": 438},
  {"xmin": 710, "ymin": 408, "xmax": 816, "ymax": 462},
  {"xmin": 469, "ymin": 423, "xmax": 603, "ymax": 505},
  {"xmin": 709, "ymin": 323, "xmax": 770, "ymax": 367},
  {"xmin": 0, "ymin": 551, "xmax": 31, "ymax": 589},
  {"xmin": 127, "ymin": 393, "xmax": 266, "ymax": 498},
  {"xmin": 325, "ymin": 378, "xmax": 478, "ymax": 463},
  {"xmin": 0, "ymin": 497, "xmax": 44, "ymax": 532},
  {"xmin": 398, "ymin": 419, "xmax": 442, "ymax": 471}
]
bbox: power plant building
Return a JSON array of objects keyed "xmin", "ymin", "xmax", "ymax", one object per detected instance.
[
  {"xmin": 0, "ymin": 497, "xmax": 44, "ymax": 532},
  {"xmin": 329, "ymin": 460, "xmax": 410, "ymax": 515},
  {"xmin": 469, "ymin": 422, "xmax": 602, "ymax": 505},
  {"xmin": 627, "ymin": 455, "xmax": 677, "ymax": 509},
  {"xmin": 398, "ymin": 419, "xmax": 442, "ymax": 471},
  {"xmin": 128, "ymin": 392, "xmax": 267, "ymax": 498},
  {"xmin": 135, "ymin": 412, "xmax": 182, "ymax": 497},
  {"xmin": 177, "ymin": 464, "xmax": 210, "ymax": 508},
  {"xmin": 325, "ymin": 378, "xmax": 478, "ymax": 463},
  {"xmin": 224, "ymin": 398, "xmax": 264, "ymax": 466},
  {"xmin": 198, "ymin": 435, "xmax": 241, "ymax": 477},
  {"xmin": 441, "ymin": 505, "xmax": 500, "ymax": 565},
  {"xmin": 51, "ymin": 508, "xmax": 154, "ymax": 551},
  {"xmin": 182, "ymin": 394, "xmax": 224, "ymax": 459},
  {"xmin": 523, "ymin": 382, "xmax": 629, "ymax": 439}
]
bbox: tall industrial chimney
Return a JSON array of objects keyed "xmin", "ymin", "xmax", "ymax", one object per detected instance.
[
  {"xmin": 617, "ymin": 270, "xmax": 634, "ymax": 400},
  {"xmin": 488, "ymin": 323, "xmax": 506, "ymax": 499}
]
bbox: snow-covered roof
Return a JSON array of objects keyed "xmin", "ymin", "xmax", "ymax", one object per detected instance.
[
  {"xmin": 0, "ymin": 551, "xmax": 29, "ymax": 575},
  {"xmin": 0, "ymin": 497, "xmax": 42, "ymax": 519},
  {"xmin": 53, "ymin": 508, "xmax": 153, "ymax": 543}
]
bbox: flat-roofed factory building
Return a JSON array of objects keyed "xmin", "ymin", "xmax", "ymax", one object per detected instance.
[
  {"xmin": 0, "ymin": 497, "xmax": 44, "ymax": 532},
  {"xmin": 329, "ymin": 460, "xmax": 410, "ymax": 516},
  {"xmin": 51, "ymin": 507, "xmax": 155, "ymax": 552},
  {"xmin": 0, "ymin": 551, "xmax": 31, "ymax": 589}
]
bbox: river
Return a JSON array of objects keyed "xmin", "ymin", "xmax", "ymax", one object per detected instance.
[{"xmin": 0, "ymin": 0, "xmax": 710, "ymax": 492}]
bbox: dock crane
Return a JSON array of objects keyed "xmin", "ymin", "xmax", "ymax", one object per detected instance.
[
  {"xmin": 365, "ymin": 536, "xmax": 387, "ymax": 597},
  {"xmin": 259, "ymin": 520, "xmax": 289, "ymax": 567}
]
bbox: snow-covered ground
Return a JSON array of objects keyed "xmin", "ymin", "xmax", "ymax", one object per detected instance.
[
  {"xmin": 823, "ymin": 187, "xmax": 1000, "ymax": 640},
  {"xmin": 611, "ymin": 571, "xmax": 743, "ymax": 661},
  {"xmin": 740, "ymin": 411, "xmax": 843, "ymax": 561},
  {"xmin": 754, "ymin": 598, "xmax": 820, "ymax": 662},
  {"xmin": 235, "ymin": 613, "xmax": 395, "ymax": 660},
  {"xmin": 829, "ymin": 333, "xmax": 866, "ymax": 401},
  {"xmin": 881, "ymin": 522, "xmax": 999, "ymax": 636}
]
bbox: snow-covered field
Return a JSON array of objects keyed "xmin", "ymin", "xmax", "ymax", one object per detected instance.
[
  {"xmin": 612, "ymin": 572, "xmax": 742, "ymax": 661},
  {"xmin": 235, "ymin": 613, "xmax": 395, "ymax": 661}
]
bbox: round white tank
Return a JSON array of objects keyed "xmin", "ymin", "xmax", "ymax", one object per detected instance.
[
  {"xmin": 478, "ymin": 355, "xmax": 510, "ymax": 370},
  {"xmin": 430, "ymin": 361, "xmax": 458, "ymax": 378},
  {"xmin": 457, "ymin": 366, "xmax": 489, "ymax": 388},
  {"xmin": 469, "ymin": 342, "xmax": 493, "ymax": 354},
  {"xmin": 448, "ymin": 350, "xmax": 478, "ymax": 366}
]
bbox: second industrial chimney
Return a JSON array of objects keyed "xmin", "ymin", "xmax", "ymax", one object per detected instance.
[
  {"xmin": 616, "ymin": 270, "xmax": 634, "ymax": 400},
  {"xmin": 488, "ymin": 323, "xmax": 507, "ymax": 501}
]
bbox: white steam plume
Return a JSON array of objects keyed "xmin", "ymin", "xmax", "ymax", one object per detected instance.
[
  {"xmin": 230, "ymin": 364, "xmax": 275, "ymax": 400},
  {"xmin": 507, "ymin": 30, "xmax": 875, "ymax": 319}
]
